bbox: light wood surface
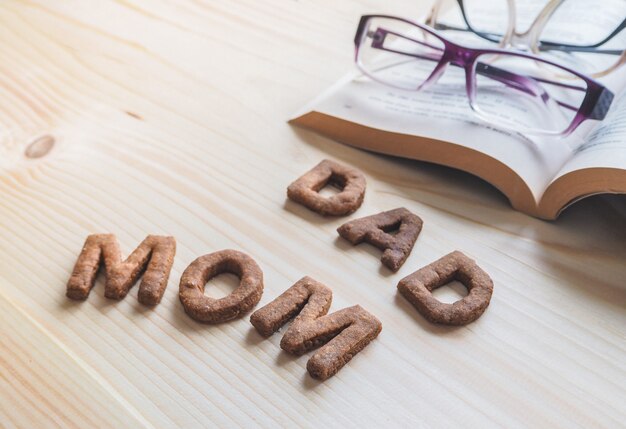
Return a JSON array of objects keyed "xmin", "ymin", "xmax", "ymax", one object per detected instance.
[{"xmin": 0, "ymin": 1, "xmax": 625, "ymax": 428}]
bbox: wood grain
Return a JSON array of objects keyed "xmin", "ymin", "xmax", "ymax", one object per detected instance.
[{"xmin": 0, "ymin": 1, "xmax": 624, "ymax": 427}]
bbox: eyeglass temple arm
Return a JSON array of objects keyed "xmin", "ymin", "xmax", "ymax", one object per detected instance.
[
  {"xmin": 537, "ymin": 43, "xmax": 623, "ymax": 55},
  {"xmin": 369, "ymin": 28, "xmax": 445, "ymax": 54},
  {"xmin": 472, "ymin": 62, "xmax": 587, "ymax": 112},
  {"xmin": 548, "ymin": 18, "xmax": 626, "ymax": 50},
  {"xmin": 473, "ymin": 62, "xmax": 613, "ymax": 116},
  {"xmin": 475, "ymin": 62, "xmax": 547, "ymax": 97},
  {"xmin": 433, "ymin": 22, "xmax": 624, "ymax": 55}
]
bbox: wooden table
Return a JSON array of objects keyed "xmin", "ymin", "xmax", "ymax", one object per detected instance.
[{"xmin": 1, "ymin": 1, "xmax": 625, "ymax": 427}]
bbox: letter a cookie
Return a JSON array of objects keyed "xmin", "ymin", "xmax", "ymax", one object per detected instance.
[{"xmin": 337, "ymin": 207, "xmax": 423, "ymax": 271}]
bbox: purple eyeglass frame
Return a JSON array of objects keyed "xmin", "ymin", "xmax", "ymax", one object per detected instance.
[{"xmin": 354, "ymin": 15, "xmax": 615, "ymax": 137}]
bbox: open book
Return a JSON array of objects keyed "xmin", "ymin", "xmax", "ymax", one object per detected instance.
[{"xmin": 290, "ymin": 9, "xmax": 626, "ymax": 220}]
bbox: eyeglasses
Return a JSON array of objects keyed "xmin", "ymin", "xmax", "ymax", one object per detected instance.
[
  {"xmin": 426, "ymin": 0, "xmax": 626, "ymax": 78},
  {"xmin": 354, "ymin": 15, "xmax": 614, "ymax": 137}
]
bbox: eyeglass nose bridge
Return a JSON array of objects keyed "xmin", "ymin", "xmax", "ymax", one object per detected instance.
[
  {"xmin": 419, "ymin": 45, "xmax": 477, "ymax": 96},
  {"xmin": 448, "ymin": 45, "xmax": 476, "ymax": 68}
]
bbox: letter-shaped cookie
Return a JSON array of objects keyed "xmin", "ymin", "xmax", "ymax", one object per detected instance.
[
  {"xmin": 397, "ymin": 251, "xmax": 493, "ymax": 325},
  {"xmin": 250, "ymin": 276, "xmax": 382, "ymax": 380},
  {"xmin": 287, "ymin": 159, "xmax": 366, "ymax": 216},
  {"xmin": 179, "ymin": 249, "xmax": 263, "ymax": 323},
  {"xmin": 337, "ymin": 207, "xmax": 423, "ymax": 271},
  {"xmin": 66, "ymin": 234, "xmax": 176, "ymax": 305}
]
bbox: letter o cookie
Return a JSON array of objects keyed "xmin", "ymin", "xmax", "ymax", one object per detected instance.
[{"xmin": 179, "ymin": 249, "xmax": 264, "ymax": 323}]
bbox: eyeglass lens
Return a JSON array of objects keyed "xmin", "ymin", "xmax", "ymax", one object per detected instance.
[
  {"xmin": 356, "ymin": 17, "xmax": 589, "ymax": 135},
  {"xmin": 357, "ymin": 17, "xmax": 446, "ymax": 90}
]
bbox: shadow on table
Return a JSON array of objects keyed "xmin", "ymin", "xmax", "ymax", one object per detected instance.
[
  {"xmin": 58, "ymin": 278, "xmax": 130, "ymax": 316},
  {"xmin": 333, "ymin": 236, "xmax": 397, "ymax": 278},
  {"xmin": 393, "ymin": 293, "xmax": 466, "ymax": 336},
  {"xmin": 291, "ymin": 126, "xmax": 626, "ymax": 311},
  {"xmin": 282, "ymin": 198, "xmax": 338, "ymax": 226}
]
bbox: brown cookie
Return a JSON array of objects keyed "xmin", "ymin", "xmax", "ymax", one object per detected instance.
[
  {"xmin": 66, "ymin": 234, "xmax": 176, "ymax": 305},
  {"xmin": 337, "ymin": 207, "xmax": 423, "ymax": 271},
  {"xmin": 250, "ymin": 275, "xmax": 333, "ymax": 337},
  {"xmin": 250, "ymin": 276, "xmax": 382, "ymax": 380},
  {"xmin": 397, "ymin": 251, "xmax": 493, "ymax": 325},
  {"xmin": 179, "ymin": 249, "xmax": 263, "ymax": 323},
  {"xmin": 287, "ymin": 159, "xmax": 366, "ymax": 216}
]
